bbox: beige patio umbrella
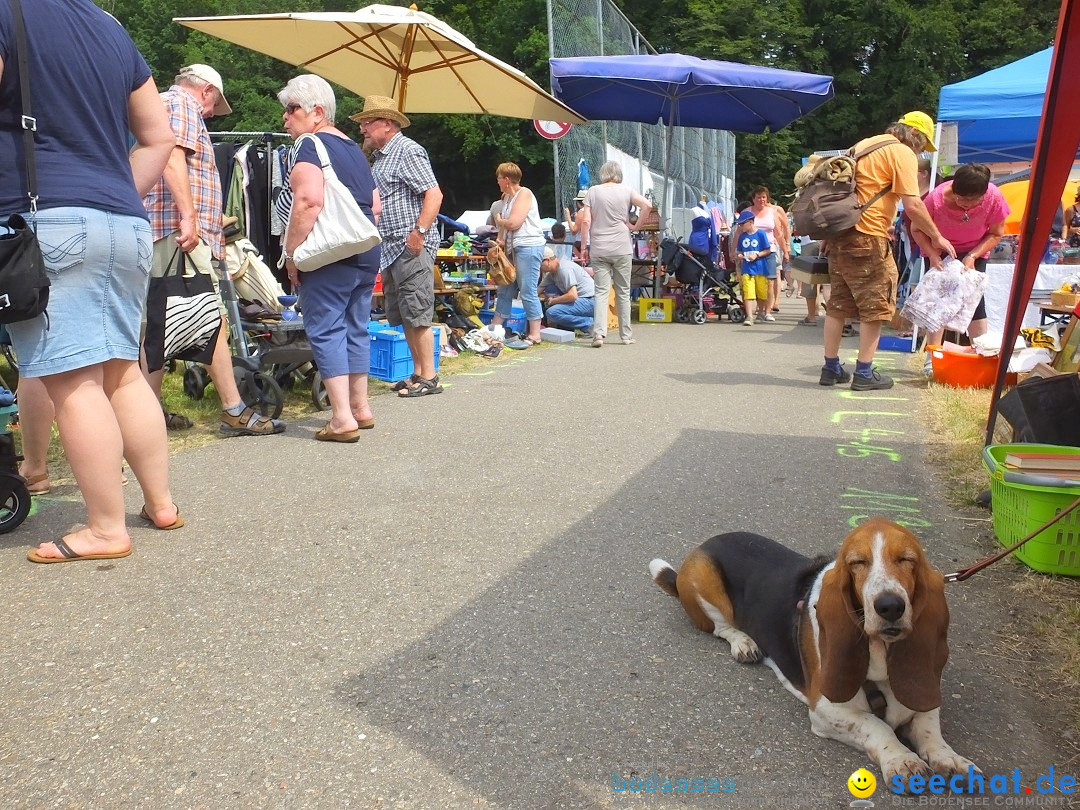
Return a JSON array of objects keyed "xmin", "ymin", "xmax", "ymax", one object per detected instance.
[{"xmin": 175, "ymin": 3, "xmax": 586, "ymax": 123}]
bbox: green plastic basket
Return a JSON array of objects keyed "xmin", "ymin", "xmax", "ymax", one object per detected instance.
[
  {"xmin": 0, "ymin": 403, "xmax": 15, "ymax": 434},
  {"xmin": 982, "ymin": 444, "xmax": 1080, "ymax": 576}
]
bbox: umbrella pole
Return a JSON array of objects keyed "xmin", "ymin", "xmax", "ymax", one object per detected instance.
[{"xmin": 653, "ymin": 122, "xmax": 672, "ymax": 297}]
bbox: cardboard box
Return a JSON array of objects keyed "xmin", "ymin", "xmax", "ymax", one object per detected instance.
[
  {"xmin": 791, "ymin": 255, "xmax": 830, "ymax": 286},
  {"xmin": 1051, "ymin": 290, "xmax": 1080, "ymax": 308},
  {"xmin": 539, "ymin": 327, "xmax": 575, "ymax": 343}
]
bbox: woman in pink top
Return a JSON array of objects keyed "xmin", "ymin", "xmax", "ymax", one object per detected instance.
[
  {"xmin": 911, "ymin": 163, "xmax": 1009, "ymax": 369},
  {"xmin": 749, "ymin": 186, "xmax": 790, "ymax": 320}
]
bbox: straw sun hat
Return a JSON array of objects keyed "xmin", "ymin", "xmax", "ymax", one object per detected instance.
[{"xmin": 349, "ymin": 95, "xmax": 411, "ymax": 128}]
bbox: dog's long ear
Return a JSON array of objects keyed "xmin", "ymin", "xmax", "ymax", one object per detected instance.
[
  {"xmin": 887, "ymin": 559, "xmax": 948, "ymax": 712},
  {"xmin": 816, "ymin": 562, "xmax": 869, "ymax": 703}
]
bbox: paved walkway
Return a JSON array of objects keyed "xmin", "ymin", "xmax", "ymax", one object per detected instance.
[{"xmin": 0, "ymin": 309, "xmax": 1070, "ymax": 808}]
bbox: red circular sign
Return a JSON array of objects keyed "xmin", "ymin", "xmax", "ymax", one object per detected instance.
[{"xmin": 534, "ymin": 120, "xmax": 572, "ymax": 140}]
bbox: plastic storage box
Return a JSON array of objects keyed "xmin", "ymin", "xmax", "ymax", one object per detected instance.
[
  {"xmin": 478, "ymin": 306, "xmax": 526, "ymax": 334},
  {"xmin": 982, "ymin": 443, "xmax": 1080, "ymax": 575},
  {"xmin": 637, "ymin": 297, "xmax": 674, "ymax": 323},
  {"xmin": 369, "ymin": 324, "xmax": 441, "ymax": 383}
]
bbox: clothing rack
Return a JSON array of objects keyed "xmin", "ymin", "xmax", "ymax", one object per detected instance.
[{"xmin": 208, "ymin": 131, "xmax": 291, "ymax": 266}]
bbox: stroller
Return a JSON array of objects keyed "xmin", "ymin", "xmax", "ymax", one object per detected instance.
[{"xmin": 660, "ymin": 238, "xmax": 745, "ymax": 324}]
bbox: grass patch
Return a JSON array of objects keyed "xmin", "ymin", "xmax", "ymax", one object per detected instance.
[
  {"xmin": 917, "ymin": 367, "xmax": 1080, "ymax": 735},
  {"xmin": 4, "ymin": 340, "xmax": 551, "ymax": 476}
]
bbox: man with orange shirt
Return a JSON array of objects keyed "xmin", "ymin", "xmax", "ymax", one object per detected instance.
[{"xmin": 819, "ymin": 111, "xmax": 955, "ymax": 390}]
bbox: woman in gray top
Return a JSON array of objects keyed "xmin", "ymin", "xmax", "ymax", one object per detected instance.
[{"xmin": 579, "ymin": 161, "xmax": 651, "ymax": 347}]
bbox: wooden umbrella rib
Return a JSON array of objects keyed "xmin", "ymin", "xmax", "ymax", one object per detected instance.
[
  {"xmin": 344, "ymin": 22, "xmax": 409, "ymax": 73},
  {"xmin": 418, "ymin": 28, "xmax": 489, "ymax": 112}
]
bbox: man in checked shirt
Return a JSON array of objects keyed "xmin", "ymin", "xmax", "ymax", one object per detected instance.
[{"xmin": 351, "ymin": 95, "xmax": 444, "ymax": 397}]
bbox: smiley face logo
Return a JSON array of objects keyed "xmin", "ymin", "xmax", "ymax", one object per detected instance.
[{"xmin": 847, "ymin": 768, "xmax": 876, "ymax": 798}]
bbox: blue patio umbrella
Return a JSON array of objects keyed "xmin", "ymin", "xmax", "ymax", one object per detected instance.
[
  {"xmin": 550, "ymin": 53, "xmax": 833, "ymax": 290},
  {"xmin": 550, "ymin": 53, "xmax": 834, "ymax": 133}
]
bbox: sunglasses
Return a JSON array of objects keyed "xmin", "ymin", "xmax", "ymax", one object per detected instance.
[{"xmin": 284, "ymin": 103, "xmax": 303, "ymax": 115}]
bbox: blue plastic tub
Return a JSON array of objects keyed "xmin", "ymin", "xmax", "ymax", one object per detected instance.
[
  {"xmin": 369, "ymin": 325, "xmax": 441, "ymax": 383},
  {"xmin": 478, "ymin": 306, "xmax": 526, "ymax": 334}
]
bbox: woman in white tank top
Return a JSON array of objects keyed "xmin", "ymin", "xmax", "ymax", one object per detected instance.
[{"xmin": 493, "ymin": 162, "xmax": 546, "ymax": 344}]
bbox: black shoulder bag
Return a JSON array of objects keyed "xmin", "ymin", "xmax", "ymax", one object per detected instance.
[{"xmin": 0, "ymin": 0, "xmax": 50, "ymax": 324}]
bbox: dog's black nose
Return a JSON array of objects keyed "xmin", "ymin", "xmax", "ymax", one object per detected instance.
[{"xmin": 874, "ymin": 593, "xmax": 906, "ymax": 623}]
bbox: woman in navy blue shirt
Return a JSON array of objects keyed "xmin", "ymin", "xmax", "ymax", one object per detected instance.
[
  {"xmin": 0, "ymin": 0, "xmax": 175, "ymax": 563},
  {"xmin": 276, "ymin": 74, "xmax": 382, "ymax": 443}
]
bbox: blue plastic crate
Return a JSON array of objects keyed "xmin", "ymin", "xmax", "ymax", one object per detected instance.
[
  {"xmin": 369, "ymin": 325, "xmax": 440, "ymax": 383},
  {"xmin": 478, "ymin": 307, "xmax": 526, "ymax": 334}
]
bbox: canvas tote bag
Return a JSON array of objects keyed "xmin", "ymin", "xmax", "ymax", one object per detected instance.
[
  {"xmin": 144, "ymin": 250, "xmax": 221, "ymax": 372},
  {"xmin": 286, "ymin": 133, "xmax": 381, "ymax": 273}
]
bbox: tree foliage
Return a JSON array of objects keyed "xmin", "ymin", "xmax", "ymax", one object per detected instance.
[{"xmin": 100, "ymin": 0, "xmax": 1059, "ymax": 216}]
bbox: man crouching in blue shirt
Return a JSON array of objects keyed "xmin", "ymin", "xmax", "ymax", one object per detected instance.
[{"xmin": 539, "ymin": 247, "xmax": 596, "ymax": 338}]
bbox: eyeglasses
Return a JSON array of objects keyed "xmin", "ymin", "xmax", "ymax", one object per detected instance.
[{"xmin": 284, "ymin": 103, "xmax": 303, "ymax": 115}]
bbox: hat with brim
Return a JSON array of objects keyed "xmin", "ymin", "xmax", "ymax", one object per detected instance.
[
  {"xmin": 349, "ymin": 95, "xmax": 411, "ymax": 128},
  {"xmin": 897, "ymin": 111, "xmax": 937, "ymax": 152},
  {"xmin": 735, "ymin": 210, "xmax": 755, "ymax": 225},
  {"xmin": 179, "ymin": 64, "xmax": 232, "ymax": 117},
  {"xmin": 574, "ymin": 189, "xmax": 588, "ymax": 201}
]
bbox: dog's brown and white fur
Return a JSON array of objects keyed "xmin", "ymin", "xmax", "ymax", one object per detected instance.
[{"xmin": 649, "ymin": 518, "xmax": 978, "ymax": 781}]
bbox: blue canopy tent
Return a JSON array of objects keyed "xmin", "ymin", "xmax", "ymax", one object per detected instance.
[
  {"xmin": 549, "ymin": 53, "xmax": 834, "ymax": 292},
  {"xmin": 938, "ymin": 48, "xmax": 1054, "ymax": 163}
]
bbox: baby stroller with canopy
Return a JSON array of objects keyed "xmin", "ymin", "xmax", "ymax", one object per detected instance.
[{"xmin": 660, "ymin": 238, "xmax": 744, "ymax": 324}]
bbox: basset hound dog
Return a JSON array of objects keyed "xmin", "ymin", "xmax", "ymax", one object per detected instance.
[{"xmin": 649, "ymin": 517, "xmax": 978, "ymax": 782}]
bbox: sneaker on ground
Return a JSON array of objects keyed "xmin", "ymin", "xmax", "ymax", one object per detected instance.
[
  {"xmin": 591, "ymin": 336, "xmax": 604, "ymax": 348},
  {"xmin": 220, "ymin": 406, "xmax": 286, "ymax": 437},
  {"xmin": 818, "ymin": 365, "xmax": 851, "ymax": 386},
  {"xmin": 763, "ymin": 314, "xmax": 776, "ymax": 322},
  {"xmin": 743, "ymin": 319, "xmax": 754, "ymax": 327},
  {"xmin": 622, "ymin": 338, "xmax": 636, "ymax": 345},
  {"xmin": 851, "ymin": 369, "xmax": 894, "ymax": 391}
]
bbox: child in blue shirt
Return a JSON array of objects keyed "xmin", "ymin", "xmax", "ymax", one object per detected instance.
[{"xmin": 734, "ymin": 209, "xmax": 772, "ymax": 325}]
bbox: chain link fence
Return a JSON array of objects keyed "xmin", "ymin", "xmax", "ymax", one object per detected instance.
[{"xmin": 547, "ymin": 0, "xmax": 736, "ymax": 236}]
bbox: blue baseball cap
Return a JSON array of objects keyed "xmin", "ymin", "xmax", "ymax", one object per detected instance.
[{"xmin": 735, "ymin": 210, "xmax": 755, "ymax": 225}]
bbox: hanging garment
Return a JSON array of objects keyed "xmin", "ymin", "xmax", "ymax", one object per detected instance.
[{"xmin": 687, "ymin": 208, "xmax": 715, "ymax": 263}]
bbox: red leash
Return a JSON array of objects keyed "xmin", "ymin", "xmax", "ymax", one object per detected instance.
[{"xmin": 944, "ymin": 492, "xmax": 1080, "ymax": 583}]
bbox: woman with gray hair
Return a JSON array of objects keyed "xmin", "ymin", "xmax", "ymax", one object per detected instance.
[
  {"xmin": 579, "ymin": 161, "xmax": 651, "ymax": 347},
  {"xmin": 275, "ymin": 74, "xmax": 382, "ymax": 442}
]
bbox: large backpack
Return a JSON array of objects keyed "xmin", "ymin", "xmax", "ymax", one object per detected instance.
[{"xmin": 789, "ymin": 137, "xmax": 899, "ymax": 239}]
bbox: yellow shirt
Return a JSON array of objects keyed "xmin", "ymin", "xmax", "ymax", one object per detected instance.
[{"xmin": 852, "ymin": 135, "xmax": 919, "ymax": 238}]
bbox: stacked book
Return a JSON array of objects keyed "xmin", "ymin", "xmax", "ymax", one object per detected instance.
[{"xmin": 1004, "ymin": 449, "xmax": 1080, "ymax": 481}]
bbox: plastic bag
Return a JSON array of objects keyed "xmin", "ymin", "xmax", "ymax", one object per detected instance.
[{"xmin": 944, "ymin": 262, "xmax": 988, "ymax": 332}]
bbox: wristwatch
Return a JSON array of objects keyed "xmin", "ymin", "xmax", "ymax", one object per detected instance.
[{"xmin": 414, "ymin": 224, "xmax": 428, "ymax": 235}]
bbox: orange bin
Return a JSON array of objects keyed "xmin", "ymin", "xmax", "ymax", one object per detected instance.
[{"xmin": 928, "ymin": 345, "xmax": 1015, "ymax": 388}]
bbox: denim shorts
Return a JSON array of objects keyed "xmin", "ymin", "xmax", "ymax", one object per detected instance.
[{"xmin": 6, "ymin": 207, "xmax": 152, "ymax": 377}]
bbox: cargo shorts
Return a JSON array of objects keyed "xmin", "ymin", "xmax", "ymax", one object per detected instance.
[
  {"xmin": 383, "ymin": 248, "xmax": 434, "ymax": 328},
  {"xmin": 826, "ymin": 229, "xmax": 897, "ymax": 323}
]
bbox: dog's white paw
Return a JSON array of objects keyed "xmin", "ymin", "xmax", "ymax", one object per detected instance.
[
  {"xmin": 726, "ymin": 632, "xmax": 763, "ymax": 664},
  {"xmin": 883, "ymin": 752, "xmax": 932, "ymax": 785},
  {"xmin": 927, "ymin": 751, "xmax": 980, "ymax": 778}
]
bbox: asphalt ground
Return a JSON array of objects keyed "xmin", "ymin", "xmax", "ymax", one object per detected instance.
[{"xmin": 0, "ymin": 307, "xmax": 1073, "ymax": 809}]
